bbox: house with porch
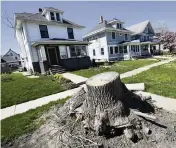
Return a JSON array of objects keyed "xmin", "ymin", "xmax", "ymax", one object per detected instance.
[
  {"xmin": 83, "ymin": 16, "xmax": 133, "ymax": 61},
  {"xmin": 15, "ymin": 7, "xmax": 90, "ymax": 74},
  {"xmin": 83, "ymin": 17, "xmax": 160, "ymax": 61},
  {"xmin": 126, "ymin": 20, "xmax": 160, "ymax": 56}
]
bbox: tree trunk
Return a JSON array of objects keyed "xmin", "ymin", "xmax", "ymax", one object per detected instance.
[{"xmin": 83, "ymin": 72, "xmax": 129, "ymax": 134}]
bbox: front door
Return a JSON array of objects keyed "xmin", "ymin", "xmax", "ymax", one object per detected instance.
[{"xmin": 47, "ymin": 47, "xmax": 58, "ymax": 65}]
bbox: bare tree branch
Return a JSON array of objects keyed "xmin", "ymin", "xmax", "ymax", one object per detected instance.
[{"xmin": 1, "ymin": 9, "xmax": 14, "ymax": 29}]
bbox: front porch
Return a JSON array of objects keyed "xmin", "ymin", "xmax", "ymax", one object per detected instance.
[{"xmin": 32, "ymin": 40, "xmax": 91, "ymax": 74}]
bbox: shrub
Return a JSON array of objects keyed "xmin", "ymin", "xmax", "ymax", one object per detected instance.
[
  {"xmin": 1, "ymin": 74, "xmax": 13, "ymax": 82},
  {"xmin": 54, "ymin": 74, "xmax": 71, "ymax": 83}
]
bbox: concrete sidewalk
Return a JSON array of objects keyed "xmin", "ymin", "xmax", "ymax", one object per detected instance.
[
  {"xmin": 138, "ymin": 91, "xmax": 176, "ymax": 113},
  {"xmin": 120, "ymin": 57, "xmax": 176, "ymax": 79},
  {"xmin": 1, "ymin": 85, "xmax": 86, "ymax": 120},
  {"xmin": 61, "ymin": 72, "xmax": 88, "ymax": 85}
]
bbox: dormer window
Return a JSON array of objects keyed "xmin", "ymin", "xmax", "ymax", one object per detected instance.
[
  {"xmin": 117, "ymin": 23, "xmax": 122, "ymax": 29},
  {"xmin": 56, "ymin": 13, "xmax": 61, "ymax": 21},
  {"xmin": 117, "ymin": 23, "xmax": 120, "ymax": 29},
  {"xmin": 50, "ymin": 12, "xmax": 55, "ymax": 21}
]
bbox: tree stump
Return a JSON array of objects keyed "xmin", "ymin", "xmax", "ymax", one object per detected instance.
[{"xmin": 83, "ymin": 72, "xmax": 129, "ymax": 134}]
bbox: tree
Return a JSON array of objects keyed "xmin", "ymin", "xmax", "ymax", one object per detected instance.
[
  {"xmin": 158, "ymin": 31, "xmax": 176, "ymax": 53},
  {"xmin": 1, "ymin": 10, "xmax": 14, "ymax": 29}
]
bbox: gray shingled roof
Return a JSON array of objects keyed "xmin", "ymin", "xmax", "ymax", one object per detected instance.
[
  {"xmin": 15, "ymin": 12, "xmax": 84, "ymax": 28},
  {"xmin": 86, "ymin": 21, "xmax": 113, "ymax": 34},
  {"xmin": 43, "ymin": 7, "xmax": 64, "ymax": 12},
  {"xmin": 85, "ymin": 20, "xmax": 130, "ymax": 36}
]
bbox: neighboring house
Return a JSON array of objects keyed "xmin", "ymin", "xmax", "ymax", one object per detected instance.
[
  {"xmin": 84, "ymin": 18, "xmax": 160, "ymax": 61},
  {"xmin": 1, "ymin": 49, "xmax": 21, "ymax": 67},
  {"xmin": 14, "ymin": 7, "xmax": 90, "ymax": 74},
  {"xmin": 126, "ymin": 20, "xmax": 160, "ymax": 56},
  {"xmin": 83, "ymin": 17, "xmax": 133, "ymax": 61}
]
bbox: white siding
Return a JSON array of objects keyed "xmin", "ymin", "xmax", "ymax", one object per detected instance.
[
  {"xmin": 87, "ymin": 33, "xmax": 109, "ymax": 61},
  {"xmin": 25, "ymin": 22, "xmax": 82, "ymax": 41}
]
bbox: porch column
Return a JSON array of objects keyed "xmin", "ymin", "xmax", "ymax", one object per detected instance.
[
  {"xmin": 127, "ymin": 45, "xmax": 130, "ymax": 59},
  {"xmin": 67, "ymin": 46, "xmax": 71, "ymax": 58},
  {"xmin": 139, "ymin": 44, "xmax": 141, "ymax": 56},
  {"xmin": 148, "ymin": 44, "xmax": 151, "ymax": 54}
]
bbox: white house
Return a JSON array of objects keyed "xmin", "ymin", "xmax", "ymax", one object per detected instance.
[
  {"xmin": 83, "ymin": 17, "xmax": 133, "ymax": 61},
  {"xmin": 15, "ymin": 7, "xmax": 90, "ymax": 74},
  {"xmin": 83, "ymin": 17, "xmax": 160, "ymax": 61}
]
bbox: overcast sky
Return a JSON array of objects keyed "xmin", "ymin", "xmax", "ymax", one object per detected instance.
[{"xmin": 1, "ymin": 1, "xmax": 176, "ymax": 55}]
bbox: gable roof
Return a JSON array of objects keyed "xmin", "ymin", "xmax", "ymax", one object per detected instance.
[
  {"xmin": 126, "ymin": 20, "xmax": 154, "ymax": 35},
  {"xmin": 4, "ymin": 49, "xmax": 20, "ymax": 56},
  {"xmin": 15, "ymin": 12, "xmax": 84, "ymax": 28},
  {"xmin": 84, "ymin": 20, "xmax": 132, "ymax": 38}
]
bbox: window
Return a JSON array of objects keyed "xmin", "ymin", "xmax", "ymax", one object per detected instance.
[
  {"xmin": 119, "ymin": 24, "xmax": 122, "ymax": 28},
  {"xmin": 124, "ymin": 46, "xmax": 127, "ymax": 53},
  {"xmin": 39, "ymin": 25, "xmax": 49, "ymax": 38},
  {"xmin": 93, "ymin": 49, "xmax": 96, "ymax": 56},
  {"xmin": 119, "ymin": 33, "xmax": 122, "ymax": 36},
  {"xmin": 70, "ymin": 46, "xmax": 76, "ymax": 57},
  {"xmin": 10, "ymin": 53, "xmax": 13, "ymax": 56},
  {"xmin": 101, "ymin": 48, "xmax": 104, "ymax": 55},
  {"xmin": 125, "ymin": 34, "xmax": 128, "ymax": 40},
  {"xmin": 110, "ymin": 47, "xmax": 113, "ymax": 54},
  {"xmin": 112, "ymin": 32, "xmax": 116, "ymax": 40},
  {"xmin": 56, "ymin": 13, "xmax": 60, "ymax": 21},
  {"xmin": 67, "ymin": 28, "xmax": 74, "ymax": 39},
  {"xmin": 115, "ymin": 46, "xmax": 118, "ymax": 53},
  {"xmin": 119, "ymin": 46, "xmax": 123, "ymax": 53},
  {"xmin": 50, "ymin": 12, "xmax": 55, "ymax": 20},
  {"xmin": 15, "ymin": 57, "xmax": 17, "ymax": 60},
  {"xmin": 117, "ymin": 23, "xmax": 119, "ymax": 28}
]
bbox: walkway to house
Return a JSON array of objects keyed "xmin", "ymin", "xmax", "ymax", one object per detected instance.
[
  {"xmin": 1, "ymin": 85, "xmax": 86, "ymax": 120},
  {"xmin": 1, "ymin": 57, "xmax": 176, "ymax": 120},
  {"xmin": 61, "ymin": 73, "xmax": 88, "ymax": 85}
]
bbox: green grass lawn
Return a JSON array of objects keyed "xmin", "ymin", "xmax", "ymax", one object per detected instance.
[
  {"xmin": 72, "ymin": 59, "xmax": 158, "ymax": 78},
  {"xmin": 1, "ymin": 97, "xmax": 69, "ymax": 144},
  {"xmin": 122, "ymin": 60, "xmax": 176, "ymax": 98},
  {"xmin": 1, "ymin": 73, "xmax": 71, "ymax": 108}
]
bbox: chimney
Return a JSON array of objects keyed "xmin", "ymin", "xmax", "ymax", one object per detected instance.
[
  {"xmin": 99, "ymin": 16, "xmax": 103, "ymax": 24},
  {"xmin": 39, "ymin": 8, "xmax": 43, "ymax": 13}
]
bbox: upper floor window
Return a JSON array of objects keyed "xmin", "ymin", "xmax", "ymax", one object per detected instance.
[
  {"xmin": 125, "ymin": 34, "xmax": 128, "ymax": 40},
  {"xmin": 117, "ymin": 23, "xmax": 120, "ymax": 28},
  {"xmin": 67, "ymin": 28, "xmax": 74, "ymax": 39},
  {"xmin": 56, "ymin": 13, "xmax": 60, "ymax": 21},
  {"xmin": 93, "ymin": 49, "xmax": 96, "ymax": 56},
  {"xmin": 10, "ymin": 53, "xmax": 13, "ymax": 56},
  {"xmin": 39, "ymin": 25, "xmax": 49, "ymax": 38},
  {"xmin": 119, "ymin": 24, "xmax": 122, "ymax": 28},
  {"xmin": 101, "ymin": 48, "xmax": 104, "ymax": 55},
  {"xmin": 50, "ymin": 12, "xmax": 55, "ymax": 21},
  {"xmin": 112, "ymin": 32, "xmax": 116, "ymax": 40},
  {"xmin": 144, "ymin": 27, "xmax": 148, "ymax": 33},
  {"xmin": 110, "ymin": 47, "xmax": 113, "ymax": 54},
  {"xmin": 115, "ymin": 46, "xmax": 118, "ymax": 53}
]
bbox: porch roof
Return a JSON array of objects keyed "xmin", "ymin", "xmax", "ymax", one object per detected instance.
[
  {"xmin": 31, "ymin": 39, "xmax": 90, "ymax": 47},
  {"xmin": 119, "ymin": 40, "xmax": 160, "ymax": 45}
]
